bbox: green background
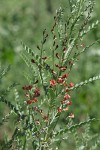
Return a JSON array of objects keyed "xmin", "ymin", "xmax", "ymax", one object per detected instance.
[{"xmin": 0, "ymin": 0, "xmax": 100, "ymax": 149}]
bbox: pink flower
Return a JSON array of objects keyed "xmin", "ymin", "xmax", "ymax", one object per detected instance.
[
  {"xmin": 34, "ymin": 88, "xmax": 40, "ymax": 97},
  {"xmin": 63, "ymin": 107, "xmax": 69, "ymax": 111},
  {"xmin": 64, "ymin": 94, "xmax": 71, "ymax": 100},
  {"xmin": 57, "ymin": 107, "xmax": 62, "ymax": 113},
  {"xmin": 69, "ymin": 113, "xmax": 74, "ymax": 118},
  {"xmin": 50, "ymin": 79, "xmax": 56, "ymax": 87},
  {"xmin": 26, "ymin": 100, "xmax": 33, "ymax": 105},
  {"xmin": 61, "ymin": 74, "xmax": 69, "ymax": 79},
  {"xmin": 67, "ymin": 101, "xmax": 72, "ymax": 105},
  {"xmin": 61, "ymin": 67, "xmax": 67, "ymax": 71},
  {"xmin": 57, "ymin": 78, "xmax": 64, "ymax": 84},
  {"xmin": 69, "ymin": 82, "xmax": 74, "ymax": 88}
]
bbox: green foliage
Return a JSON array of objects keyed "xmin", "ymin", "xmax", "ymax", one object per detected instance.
[
  {"xmin": 69, "ymin": 75, "xmax": 100, "ymax": 91},
  {"xmin": 0, "ymin": 65, "xmax": 10, "ymax": 80},
  {"xmin": 51, "ymin": 118, "xmax": 100, "ymax": 150}
]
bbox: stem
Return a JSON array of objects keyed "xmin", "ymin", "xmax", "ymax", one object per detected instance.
[
  {"xmin": 39, "ymin": 68, "xmax": 44, "ymax": 88},
  {"xmin": 39, "ymin": 34, "xmax": 48, "ymax": 95},
  {"xmin": 23, "ymin": 136, "xmax": 26, "ymax": 150},
  {"xmin": 68, "ymin": 0, "xmax": 72, "ymax": 12},
  {"xmin": 52, "ymin": 48, "xmax": 55, "ymax": 70},
  {"xmin": 69, "ymin": 0, "xmax": 84, "ymax": 37}
]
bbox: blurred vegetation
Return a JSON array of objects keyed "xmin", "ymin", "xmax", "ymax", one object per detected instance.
[{"xmin": 0, "ymin": 0, "xmax": 100, "ymax": 149}]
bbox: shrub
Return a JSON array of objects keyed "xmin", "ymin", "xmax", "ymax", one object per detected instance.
[{"xmin": 0, "ymin": 0, "xmax": 100, "ymax": 149}]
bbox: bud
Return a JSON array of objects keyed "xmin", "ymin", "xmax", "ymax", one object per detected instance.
[
  {"xmin": 37, "ymin": 45, "xmax": 40, "ymax": 50},
  {"xmin": 55, "ymin": 45, "xmax": 58, "ymax": 50},
  {"xmin": 31, "ymin": 59, "xmax": 35, "ymax": 63},
  {"xmin": 57, "ymin": 107, "xmax": 62, "ymax": 113}
]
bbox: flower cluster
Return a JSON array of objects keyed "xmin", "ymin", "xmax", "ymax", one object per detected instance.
[
  {"xmin": 22, "ymin": 85, "xmax": 50, "ymax": 123},
  {"xmin": 26, "ymin": 98, "xmax": 38, "ymax": 104},
  {"xmin": 34, "ymin": 88, "xmax": 40, "ymax": 97},
  {"xmin": 49, "ymin": 74, "xmax": 74, "ymax": 118},
  {"xmin": 55, "ymin": 64, "xmax": 67, "ymax": 71},
  {"xmin": 22, "ymin": 85, "xmax": 32, "ymax": 90},
  {"xmin": 50, "ymin": 73, "xmax": 69, "ymax": 86},
  {"xmin": 22, "ymin": 85, "xmax": 40, "ymax": 105}
]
